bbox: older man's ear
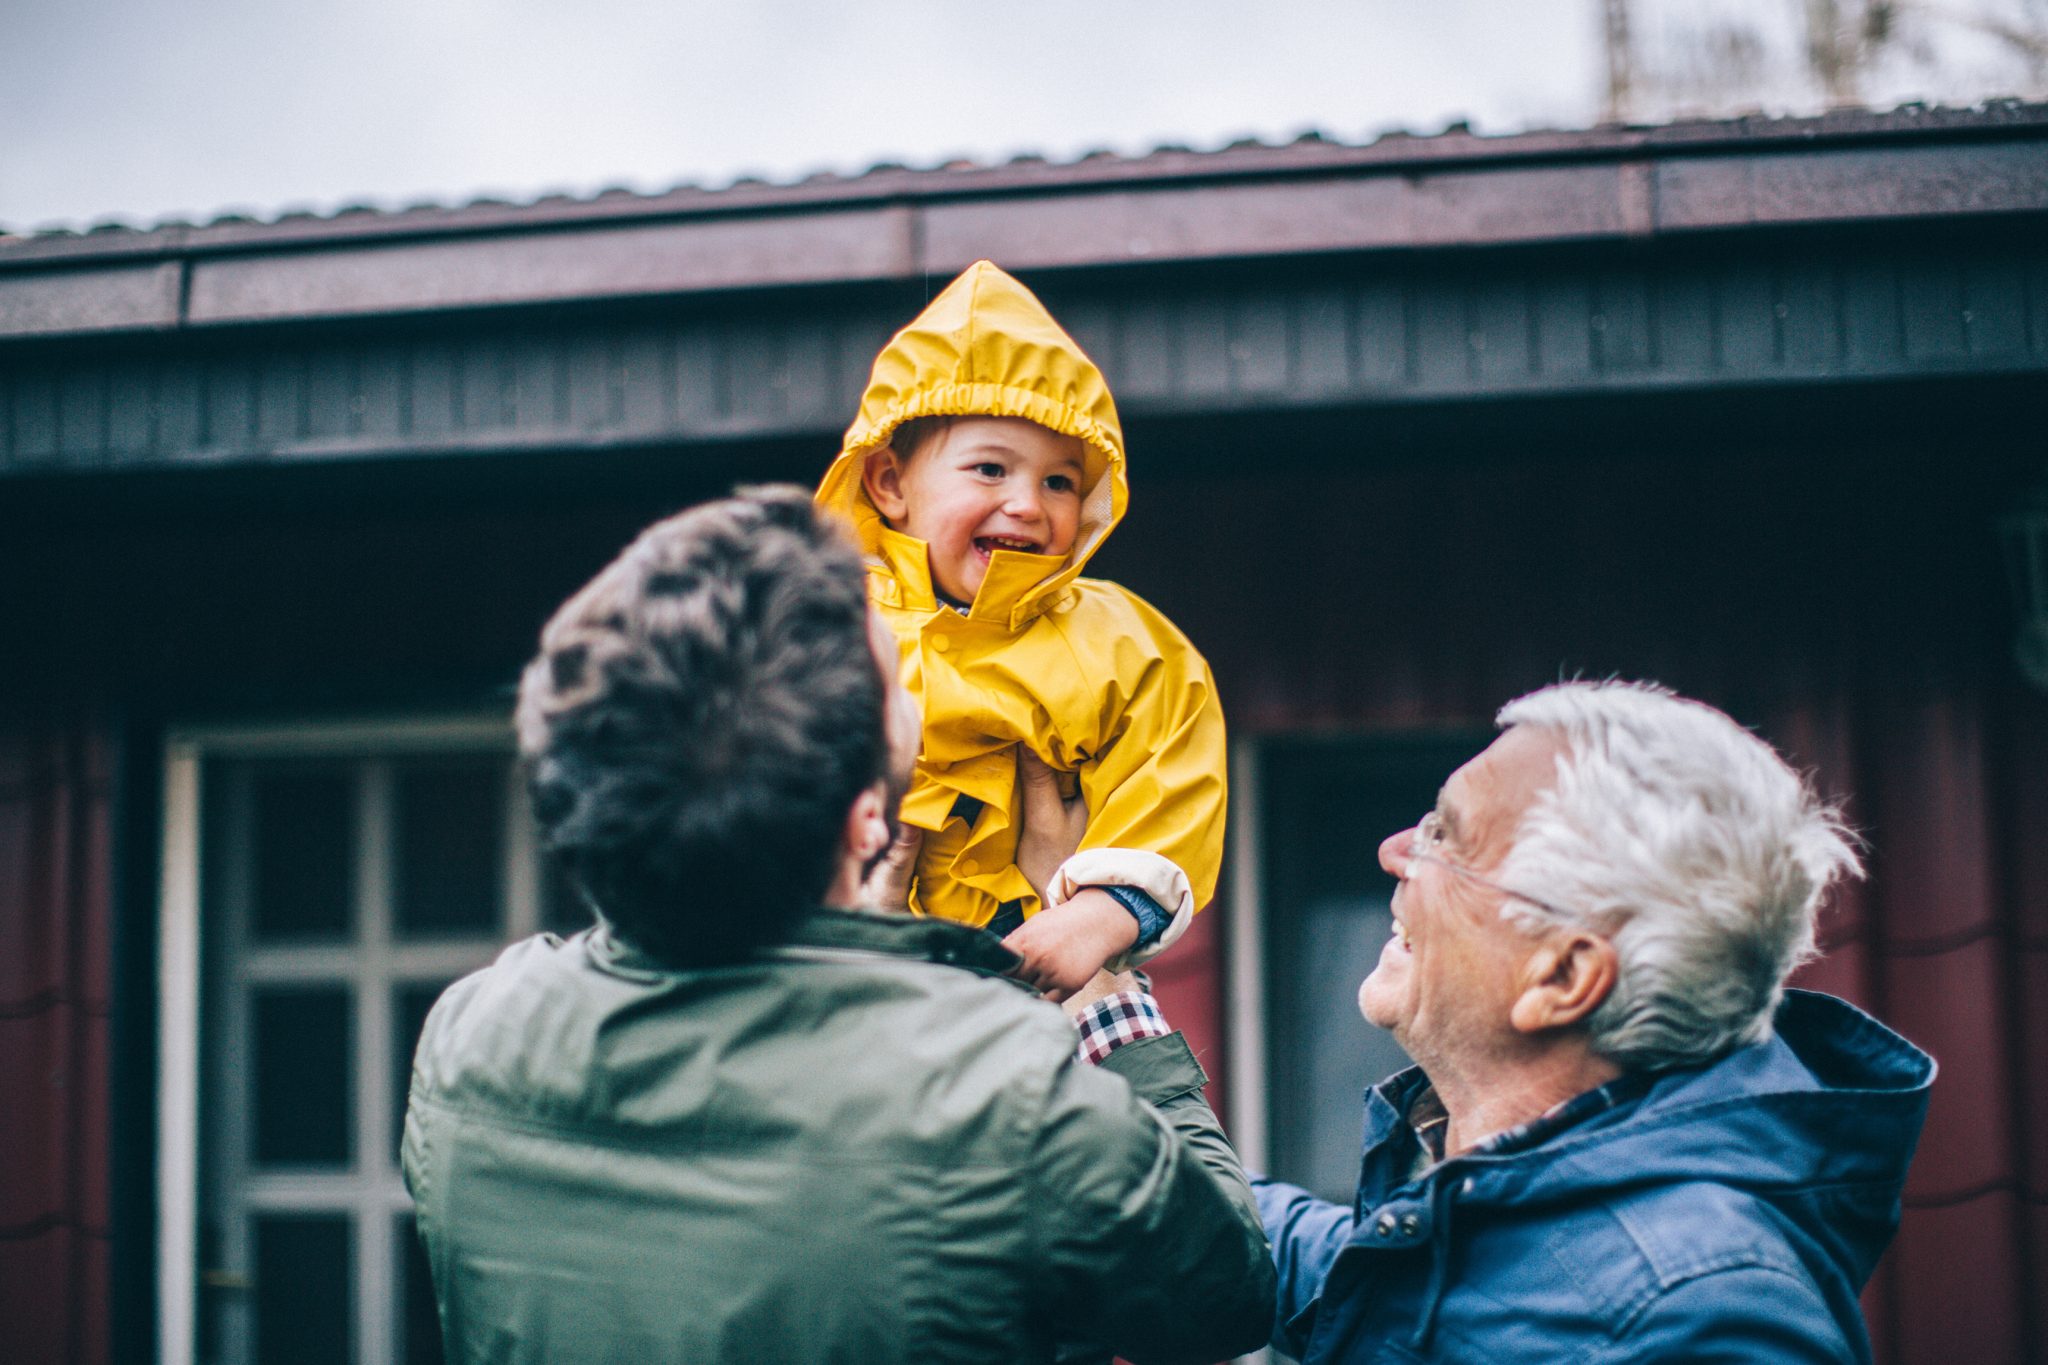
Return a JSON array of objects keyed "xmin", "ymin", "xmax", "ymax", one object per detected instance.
[{"xmin": 1509, "ymin": 933, "xmax": 1619, "ymax": 1035}]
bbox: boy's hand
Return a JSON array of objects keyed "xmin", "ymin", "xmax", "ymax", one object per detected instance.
[
  {"xmin": 1014, "ymin": 746, "xmax": 1087, "ymax": 902},
  {"xmin": 1003, "ymin": 888, "xmax": 1140, "ymax": 1001}
]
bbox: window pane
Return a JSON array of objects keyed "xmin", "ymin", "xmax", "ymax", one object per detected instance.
[
  {"xmin": 394, "ymin": 982, "xmax": 450, "ymax": 1152},
  {"xmin": 400, "ymin": 1214, "xmax": 446, "ymax": 1365},
  {"xmin": 253, "ymin": 988, "xmax": 353, "ymax": 1166},
  {"xmin": 394, "ymin": 760, "xmax": 505, "ymax": 936},
  {"xmin": 254, "ymin": 1215, "xmax": 352, "ymax": 1365},
  {"xmin": 252, "ymin": 767, "xmax": 355, "ymax": 939},
  {"xmin": 1261, "ymin": 734, "xmax": 1487, "ymax": 1202}
]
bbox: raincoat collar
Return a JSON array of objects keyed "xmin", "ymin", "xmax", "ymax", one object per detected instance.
[{"xmin": 816, "ymin": 260, "xmax": 1128, "ymax": 629}]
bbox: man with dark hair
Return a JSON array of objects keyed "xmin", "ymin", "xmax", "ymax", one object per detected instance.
[{"xmin": 403, "ymin": 486, "xmax": 1274, "ymax": 1365}]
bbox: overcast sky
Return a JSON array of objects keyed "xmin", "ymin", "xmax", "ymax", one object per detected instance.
[
  {"xmin": 5, "ymin": 0, "xmax": 2038, "ymax": 235},
  {"xmin": 2, "ymin": 0, "xmax": 1605, "ymax": 233}
]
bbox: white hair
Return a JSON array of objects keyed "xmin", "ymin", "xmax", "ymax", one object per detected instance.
[{"xmin": 1494, "ymin": 681, "xmax": 1861, "ymax": 1072}]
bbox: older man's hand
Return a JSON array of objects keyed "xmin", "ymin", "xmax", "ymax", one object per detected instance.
[{"xmin": 1061, "ymin": 968, "xmax": 1142, "ymax": 1019}]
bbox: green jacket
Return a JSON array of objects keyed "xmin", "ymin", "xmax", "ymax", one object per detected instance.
[{"xmin": 402, "ymin": 908, "xmax": 1275, "ymax": 1364}]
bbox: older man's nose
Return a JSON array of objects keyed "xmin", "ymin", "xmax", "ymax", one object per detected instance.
[{"xmin": 1379, "ymin": 828, "xmax": 1414, "ymax": 877}]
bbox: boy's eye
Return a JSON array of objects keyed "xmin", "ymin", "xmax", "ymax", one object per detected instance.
[
  {"xmin": 1044, "ymin": 474, "xmax": 1076, "ymax": 494},
  {"xmin": 972, "ymin": 462, "xmax": 1005, "ymax": 479}
]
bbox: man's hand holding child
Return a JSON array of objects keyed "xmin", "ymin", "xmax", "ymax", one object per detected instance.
[{"xmin": 1005, "ymin": 747, "xmax": 1139, "ymax": 1000}]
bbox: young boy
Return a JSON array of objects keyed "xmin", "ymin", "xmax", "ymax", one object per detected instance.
[{"xmin": 815, "ymin": 260, "xmax": 1226, "ymax": 997}]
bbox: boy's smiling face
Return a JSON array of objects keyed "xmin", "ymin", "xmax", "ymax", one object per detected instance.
[{"xmin": 862, "ymin": 416, "xmax": 1087, "ymax": 605}]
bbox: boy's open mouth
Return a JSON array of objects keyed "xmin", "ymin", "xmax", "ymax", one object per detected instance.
[{"xmin": 973, "ymin": 535, "xmax": 1042, "ymax": 559}]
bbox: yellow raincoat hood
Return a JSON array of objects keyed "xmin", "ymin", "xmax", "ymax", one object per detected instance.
[{"xmin": 815, "ymin": 260, "xmax": 1129, "ymax": 628}]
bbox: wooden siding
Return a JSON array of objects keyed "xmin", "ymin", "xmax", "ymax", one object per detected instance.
[
  {"xmin": 5, "ymin": 231, "xmax": 2045, "ymax": 477},
  {"xmin": 4, "ymin": 104, "xmax": 2045, "ymax": 324}
]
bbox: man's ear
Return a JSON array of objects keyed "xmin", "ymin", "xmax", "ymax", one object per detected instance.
[
  {"xmin": 839, "ymin": 777, "xmax": 888, "ymax": 863},
  {"xmin": 841, "ymin": 781, "xmax": 890, "ymax": 865},
  {"xmin": 825, "ymin": 781, "xmax": 894, "ymax": 909},
  {"xmin": 863, "ymin": 448, "xmax": 909, "ymax": 522},
  {"xmin": 1509, "ymin": 932, "xmax": 1618, "ymax": 1035}
]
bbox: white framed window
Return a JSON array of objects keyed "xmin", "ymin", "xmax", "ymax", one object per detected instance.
[{"xmin": 158, "ymin": 717, "xmax": 577, "ymax": 1365}]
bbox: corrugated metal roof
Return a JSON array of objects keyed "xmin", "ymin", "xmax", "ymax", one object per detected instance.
[{"xmin": 5, "ymin": 99, "xmax": 2043, "ymax": 262}]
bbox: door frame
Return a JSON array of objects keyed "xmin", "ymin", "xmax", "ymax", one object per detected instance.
[{"xmin": 155, "ymin": 715, "xmax": 515, "ymax": 1365}]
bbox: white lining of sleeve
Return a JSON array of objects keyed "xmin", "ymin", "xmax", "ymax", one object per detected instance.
[{"xmin": 1048, "ymin": 847, "xmax": 1195, "ymax": 967}]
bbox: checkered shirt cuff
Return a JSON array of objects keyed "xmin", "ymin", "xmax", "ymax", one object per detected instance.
[{"xmin": 1074, "ymin": 990, "xmax": 1172, "ymax": 1066}]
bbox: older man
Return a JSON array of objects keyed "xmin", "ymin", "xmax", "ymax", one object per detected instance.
[
  {"xmin": 402, "ymin": 487, "xmax": 1274, "ymax": 1364},
  {"xmin": 1257, "ymin": 682, "xmax": 1934, "ymax": 1363}
]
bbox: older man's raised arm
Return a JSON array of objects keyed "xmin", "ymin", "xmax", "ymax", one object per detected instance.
[
  {"xmin": 1249, "ymin": 1176, "xmax": 1356, "ymax": 1359},
  {"xmin": 1025, "ymin": 994, "xmax": 1275, "ymax": 1365}
]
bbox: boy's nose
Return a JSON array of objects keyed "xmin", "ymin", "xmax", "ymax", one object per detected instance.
[{"xmin": 1002, "ymin": 484, "xmax": 1047, "ymax": 521}]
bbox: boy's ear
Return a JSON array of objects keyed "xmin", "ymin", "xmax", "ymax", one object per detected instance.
[{"xmin": 862, "ymin": 448, "xmax": 909, "ymax": 522}]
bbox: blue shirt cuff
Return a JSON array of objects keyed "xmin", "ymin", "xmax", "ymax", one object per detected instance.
[{"xmin": 1095, "ymin": 884, "xmax": 1171, "ymax": 948}]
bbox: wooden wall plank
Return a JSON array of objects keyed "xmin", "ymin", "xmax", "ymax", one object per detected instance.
[
  {"xmin": 201, "ymin": 357, "xmax": 256, "ymax": 454},
  {"xmin": 57, "ymin": 368, "xmax": 107, "ymax": 467},
  {"xmin": 5, "ymin": 231, "xmax": 2045, "ymax": 476},
  {"xmin": 8, "ymin": 369, "xmax": 60, "ymax": 468},
  {"xmin": 101, "ymin": 359, "xmax": 154, "ymax": 465},
  {"xmin": 1291, "ymin": 289, "xmax": 1352, "ymax": 395},
  {"xmin": 1899, "ymin": 260, "xmax": 1970, "ymax": 361},
  {"xmin": 1351, "ymin": 278, "xmax": 1410, "ymax": 392},
  {"xmin": 1961, "ymin": 255, "xmax": 2030, "ymax": 358},
  {"xmin": 1777, "ymin": 258, "xmax": 1842, "ymax": 373},
  {"xmin": 1531, "ymin": 274, "xmax": 1596, "ymax": 380},
  {"xmin": 1716, "ymin": 262, "xmax": 1779, "ymax": 375}
]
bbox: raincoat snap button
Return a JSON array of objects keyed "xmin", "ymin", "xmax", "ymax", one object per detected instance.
[
  {"xmin": 930, "ymin": 634, "xmax": 951, "ymax": 652},
  {"xmin": 959, "ymin": 859, "xmax": 979, "ymax": 876},
  {"xmin": 1399, "ymin": 1214, "xmax": 1421, "ymax": 1236},
  {"xmin": 1374, "ymin": 1216, "xmax": 1396, "ymax": 1238}
]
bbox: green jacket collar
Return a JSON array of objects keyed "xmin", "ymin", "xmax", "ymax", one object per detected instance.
[{"xmin": 589, "ymin": 907, "xmax": 1025, "ymax": 982}]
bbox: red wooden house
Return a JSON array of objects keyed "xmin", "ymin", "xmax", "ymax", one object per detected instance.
[{"xmin": 4, "ymin": 102, "xmax": 2047, "ymax": 1363}]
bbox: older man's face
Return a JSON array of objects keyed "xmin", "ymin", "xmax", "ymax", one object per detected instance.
[{"xmin": 1360, "ymin": 725, "xmax": 1565, "ymax": 1062}]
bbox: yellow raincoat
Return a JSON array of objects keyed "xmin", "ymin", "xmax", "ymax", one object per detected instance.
[{"xmin": 816, "ymin": 261, "xmax": 1225, "ymax": 960}]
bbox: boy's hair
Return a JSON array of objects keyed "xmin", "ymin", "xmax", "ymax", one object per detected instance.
[
  {"xmin": 515, "ymin": 486, "xmax": 885, "ymax": 966},
  {"xmin": 886, "ymin": 415, "xmax": 953, "ymax": 462}
]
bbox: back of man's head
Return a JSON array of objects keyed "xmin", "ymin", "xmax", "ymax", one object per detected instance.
[
  {"xmin": 516, "ymin": 486, "xmax": 884, "ymax": 966},
  {"xmin": 1495, "ymin": 681, "xmax": 1860, "ymax": 1071}
]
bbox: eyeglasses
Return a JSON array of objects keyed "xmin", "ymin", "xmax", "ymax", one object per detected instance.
[{"xmin": 1405, "ymin": 812, "xmax": 1576, "ymax": 921}]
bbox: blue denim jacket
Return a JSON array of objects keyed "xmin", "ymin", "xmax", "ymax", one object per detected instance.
[{"xmin": 1256, "ymin": 991, "xmax": 1933, "ymax": 1364}]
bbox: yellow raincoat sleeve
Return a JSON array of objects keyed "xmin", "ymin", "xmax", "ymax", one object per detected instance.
[{"xmin": 1046, "ymin": 587, "xmax": 1227, "ymax": 965}]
